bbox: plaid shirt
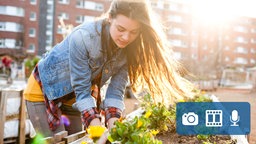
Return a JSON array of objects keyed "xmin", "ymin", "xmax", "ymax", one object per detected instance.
[
  {"xmin": 33, "ymin": 65, "xmax": 122, "ymax": 130},
  {"xmin": 33, "ymin": 65, "xmax": 60, "ymax": 131}
]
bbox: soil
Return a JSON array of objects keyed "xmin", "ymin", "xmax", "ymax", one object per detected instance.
[{"xmin": 157, "ymin": 132, "xmax": 236, "ymax": 144}]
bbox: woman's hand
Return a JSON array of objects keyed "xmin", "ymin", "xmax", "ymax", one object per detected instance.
[
  {"xmin": 89, "ymin": 118, "xmax": 101, "ymax": 126},
  {"xmin": 107, "ymin": 117, "xmax": 119, "ymax": 130},
  {"xmin": 96, "ymin": 130, "xmax": 109, "ymax": 144},
  {"xmin": 95, "ymin": 117, "xmax": 118, "ymax": 144}
]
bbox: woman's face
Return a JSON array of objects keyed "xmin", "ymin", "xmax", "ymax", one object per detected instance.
[{"xmin": 109, "ymin": 14, "xmax": 141, "ymax": 48}]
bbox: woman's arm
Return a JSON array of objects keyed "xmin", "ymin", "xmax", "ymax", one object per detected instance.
[
  {"xmin": 69, "ymin": 29, "xmax": 101, "ymax": 127},
  {"xmin": 104, "ymin": 64, "xmax": 129, "ymax": 128}
]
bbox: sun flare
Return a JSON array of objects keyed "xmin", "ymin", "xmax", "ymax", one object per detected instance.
[{"xmin": 190, "ymin": 0, "xmax": 255, "ymax": 26}]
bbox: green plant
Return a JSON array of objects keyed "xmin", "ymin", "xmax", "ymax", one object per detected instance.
[
  {"xmin": 188, "ymin": 90, "xmax": 212, "ymax": 102},
  {"xmin": 108, "ymin": 114, "xmax": 162, "ymax": 144},
  {"xmin": 140, "ymin": 94, "xmax": 175, "ymax": 133},
  {"xmin": 25, "ymin": 57, "xmax": 40, "ymax": 77},
  {"xmin": 25, "ymin": 57, "xmax": 40, "ymax": 69}
]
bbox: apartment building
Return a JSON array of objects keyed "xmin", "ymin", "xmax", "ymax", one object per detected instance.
[
  {"xmin": 0, "ymin": 0, "xmax": 39, "ymax": 59},
  {"xmin": 0, "ymin": 0, "xmax": 110, "ymax": 58},
  {"xmin": 151, "ymin": 0, "xmax": 256, "ymax": 76}
]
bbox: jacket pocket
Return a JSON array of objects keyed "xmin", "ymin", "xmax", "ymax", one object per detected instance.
[
  {"xmin": 88, "ymin": 57, "xmax": 103, "ymax": 72},
  {"xmin": 46, "ymin": 59, "xmax": 70, "ymax": 84}
]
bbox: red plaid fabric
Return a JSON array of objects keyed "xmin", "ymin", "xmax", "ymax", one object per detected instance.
[
  {"xmin": 33, "ymin": 65, "xmax": 60, "ymax": 131},
  {"xmin": 33, "ymin": 65, "xmax": 122, "ymax": 130},
  {"xmin": 81, "ymin": 107, "xmax": 101, "ymax": 128},
  {"xmin": 104, "ymin": 107, "xmax": 122, "ymax": 123}
]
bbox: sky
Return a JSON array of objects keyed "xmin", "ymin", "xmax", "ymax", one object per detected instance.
[
  {"xmin": 188, "ymin": 0, "xmax": 256, "ymax": 18},
  {"xmin": 180, "ymin": 0, "xmax": 256, "ymax": 26}
]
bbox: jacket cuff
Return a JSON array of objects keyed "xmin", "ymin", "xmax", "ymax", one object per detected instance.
[
  {"xmin": 81, "ymin": 107, "xmax": 101, "ymax": 129},
  {"xmin": 104, "ymin": 107, "xmax": 122, "ymax": 123}
]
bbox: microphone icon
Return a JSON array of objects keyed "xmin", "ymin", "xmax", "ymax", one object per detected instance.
[{"xmin": 230, "ymin": 110, "xmax": 240, "ymax": 126}]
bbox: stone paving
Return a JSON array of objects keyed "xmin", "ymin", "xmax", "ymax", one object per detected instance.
[{"xmin": 208, "ymin": 89, "xmax": 256, "ymax": 144}]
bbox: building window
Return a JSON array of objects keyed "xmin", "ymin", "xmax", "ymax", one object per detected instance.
[
  {"xmin": 0, "ymin": 6, "xmax": 25, "ymax": 17},
  {"xmin": 84, "ymin": 1, "xmax": 104, "ymax": 11},
  {"xmin": 169, "ymin": 27, "xmax": 186, "ymax": 35},
  {"xmin": 235, "ymin": 46, "xmax": 248, "ymax": 54},
  {"xmin": 30, "ymin": 0, "xmax": 37, "ymax": 5},
  {"xmin": 76, "ymin": 15, "xmax": 95, "ymax": 24},
  {"xmin": 235, "ymin": 36, "xmax": 248, "ymax": 43},
  {"xmin": 0, "ymin": 22, "xmax": 5, "ymax": 30},
  {"xmin": 251, "ymin": 38, "xmax": 256, "ymax": 44},
  {"xmin": 0, "ymin": 39, "xmax": 19, "ymax": 49},
  {"xmin": 30, "ymin": 12, "xmax": 36, "ymax": 21},
  {"xmin": 168, "ymin": 15, "xmax": 182, "ymax": 23},
  {"xmin": 225, "ymin": 57, "xmax": 230, "ymax": 62},
  {"xmin": 0, "ymin": 39, "xmax": 4, "ymax": 48},
  {"xmin": 27, "ymin": 44, "xmax": 35, "ymax": 53},
  {"xmin": 84, "ymin": 15, "xmax": 95, "ymax": 22},
  {"xmin": 251, "ymin": 48, "xmax": 256, "ymax": 54},
  {"xmin": 234, "ymin": 57, "xmax": 248, "ymax": 65},
  {"xmin": 95, "ymin": 3, "xmax": 104, "ymax": 11},
  {"xmin": 234, "ymin": 26, "xmax": 248, "ymax": 33},
  {"xmin": 251, "ymin": 28, "xmax": 256, "ymax": 33},
  {"xmin": 58, "ymin": 0, "xmax": 69, "ymax": 4},
  {"xmin": 58, "ymin": 12, "xmax": 69, "ymax": 20},
  {"xmin": 0, "ymin": 22, "xmax": 23, "ymax": 32},
  {"xmin": 5, "ymin": 39, "xmax": 16, "ymax": 49},
  {"xmin": 251, "ymin": 59, "xmax": 255, "ymax": 64},
  {"xmin": 76, "ymin": 0, "xmax": 83, "ymax": 8},
  {"xmin": 76, "ymin": 15, "xmax": 83, "ymax": 23},
  {"xmin": 29, "ymin": 28, "xmax": 36, "ymax": 37}
]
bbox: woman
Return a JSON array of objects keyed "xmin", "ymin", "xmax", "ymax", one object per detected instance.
[{"xmin": 24, "ymin": 0, "xmax": 194, "ymax": 139}]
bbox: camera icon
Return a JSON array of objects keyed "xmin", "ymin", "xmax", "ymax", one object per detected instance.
[{"xmin": 182, "ymin": 112, "xmax": 199, "ymax": 126}]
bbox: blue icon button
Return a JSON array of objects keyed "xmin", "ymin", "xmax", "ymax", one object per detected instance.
[{"xmin": 176, "ymin": 102, "xmax": 250, "ymax": 135}]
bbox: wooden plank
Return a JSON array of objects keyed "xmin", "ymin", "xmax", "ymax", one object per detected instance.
[
  {"xmin": 54, "ymin": 131, "xmax": 68, "ymax": 143},
  {"xmin": 0, "ymin": 90, "xmax": 7, "ymax": 144},
  {"xmin": 41, "ymin": 137, "xmax": 55, "ymax": 144},
  {"xmin": 56, "ymin": 141, "xmax": 66, "ymax": 144},
  {"xmin": 63, "ymin": 131, "xmax": 86, "ymax": 143},
  {"xmin": 18, "ymin": 90, "xmax": 26, "ymax": 144},
  {"xmin": 0, "ymin": 88, "xmax": 25, "ymax": 144}
]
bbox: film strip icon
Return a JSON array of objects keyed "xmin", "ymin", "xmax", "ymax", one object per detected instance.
[{"xmin": 206, "ymin": 110, "xmax": 223, "ymax": 127}]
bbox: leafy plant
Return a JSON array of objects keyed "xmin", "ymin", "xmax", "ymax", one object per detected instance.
[
  {"xmin": 108, "ymin": 113, "xmax": 162, "ymax": 144},
  {"xmin": 140, "ymin": 94, "xmax": 175, "ymax": 133},
  {"xmin": 25, "ymin": 57, "xmax": 40, "ymax": 77},
  {"xmin": 188, "ymin": 90, "xmax": 212, "ymax": 102}
]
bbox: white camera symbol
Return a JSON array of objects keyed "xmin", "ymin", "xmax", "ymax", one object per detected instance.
[{"xmin": 182, "ymin": 112, "xmax": 198, "ymax": 126}]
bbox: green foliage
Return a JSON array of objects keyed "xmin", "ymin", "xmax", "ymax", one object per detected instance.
[
  {"xmin": 141, "ymin": 94, "xmax": 175, "ymax": 132},
  {"xmin": 188, "ymin": 90, "xmax": 212, "ymax": 102},
  {"xmin": 25, "ymin": 57, "xmax": 40, "ymax": 77},
  {"xmin": 109, "ymin": 91, "xmax": 218, "ymax": 143},
  {"xmin": 197, "ymin": 134, "xmax": 210, "ymax": 140},
  {"xmin": 25, "ymin": 57, "xmax": 40, "ymax": 70},
  {"xmin": 108, "ymin": 116, "xmax": 162, "ymax": 144}
]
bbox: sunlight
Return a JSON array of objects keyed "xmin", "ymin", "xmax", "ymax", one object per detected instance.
[{"xmin": 190, "ymin": 0, "xmax": 255, "ymax": 26}]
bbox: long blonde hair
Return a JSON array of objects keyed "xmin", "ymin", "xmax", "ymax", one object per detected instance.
[{"xmin": 107, "ymin": 0, "xmax": 195, "ymax": 104}]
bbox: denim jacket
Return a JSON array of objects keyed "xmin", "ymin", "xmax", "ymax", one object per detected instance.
[{"xmin": 38, "ymin": 19, "xmax": 128, "ymax": 112}]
